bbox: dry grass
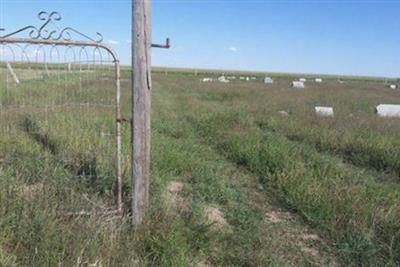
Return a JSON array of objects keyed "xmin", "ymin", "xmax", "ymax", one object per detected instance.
[{"xmin": 1, "ymin": 68, "xmax": 399, "ymax": 266}]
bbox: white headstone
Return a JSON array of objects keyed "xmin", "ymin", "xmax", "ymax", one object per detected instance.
[
  {"xmin": 315, "ymin": 106, "xmax": 334, "ymax": 117},
  {"xmin": 299, "ymin": 78, "xmax": 307, "ymax": 82},
  {"xmin": 292, "ymin": 81, "xmax": 305, "ymax": 88},
  {"xmin": 264, "ymin": 77, "xmax": 274, "ymax": 84},
  {"xmin": 376, "ymin": 104, "xmax": 400, "ymax": 117},
  {"xmin": 315, "ymin": 78, "xmax": 323, "ymax": 83},
  {"xmin": 390, "ymin": 84, "xmax": 397, "ymax": 90},
  {"xmin": 218, "ymin": 76, "xmax": 229, "ymax": 83}
]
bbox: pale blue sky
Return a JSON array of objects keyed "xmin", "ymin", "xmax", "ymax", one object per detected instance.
[{"xmin": 1, "ymin": 0, "xmax": 399, "ymax": 77}]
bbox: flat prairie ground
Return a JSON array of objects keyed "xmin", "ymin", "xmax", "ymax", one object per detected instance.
[{"xmin": 0, "ymin": 67, "xmax": 399, "ymax": 266}]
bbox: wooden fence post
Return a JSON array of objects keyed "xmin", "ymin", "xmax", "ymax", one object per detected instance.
[
  {"xmin": 6, "ymin": 62, "xmax": 20, "ymax": 84},
  {"xmin": 131, "ymin": 0, "xmax": 152, "ymax": 225}
]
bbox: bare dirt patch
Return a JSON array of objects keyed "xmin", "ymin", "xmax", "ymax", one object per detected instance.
[
  {"xmin": 197, "ymin": 259, "xmax": 212, "ymax": 267},
  {"xmin": 165, "ymin": 181, "xmax": 188, "ymax": 211},
  {"xmin": 19, "ymin": 183, "xmax": 45, "ymax": 199},
  {"xmin": 301, "ymin": 245, "xmax": 319, "ymax": 257},
  {"xmin": 204, "ymin": 207, "xmax": 227, "ymax": 228},
  {"xmin": 265, "ymin": 210, "xmax": 294, "ymax": 224},
  {"xmin": 265, "ymin": 211, "xmax": 282, "ymax": 223},
  {"xmin": 278, "ymin": 110, "xmax": 289, "ymax": 116},
  {"xmin": 167, "ymin": 181, "xmax": 184, "ymax": 193},
  {"xmin": 302, "ymin": 233, "xmax": 321, "ymax": 241}
]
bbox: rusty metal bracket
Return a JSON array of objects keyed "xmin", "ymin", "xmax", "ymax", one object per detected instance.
[{"xmin": 151, "ymin": 38, "xmax": 170, "ymax": 49}]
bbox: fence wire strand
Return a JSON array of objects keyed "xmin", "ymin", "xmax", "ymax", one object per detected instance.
[{"xmin": 0, "ymin": 43, "xmax": 122, "ymax": 213}]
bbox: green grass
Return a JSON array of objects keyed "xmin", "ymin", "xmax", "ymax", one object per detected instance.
[
  {"xmin": 1, "ymin": 67, "xmax": 400, "ymax": 266},
  {"xmin": 177, "ymin": 75, "xmax": 400, "ymax": 265}
]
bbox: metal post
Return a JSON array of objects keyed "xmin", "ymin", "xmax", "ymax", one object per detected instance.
[
  {"xmin": 132, "ymin": 0, "xmax": 152, "ymax": 225},
  {"xmin": 115, "ymin": 61, "xmax": 123, "ymax": 212}
]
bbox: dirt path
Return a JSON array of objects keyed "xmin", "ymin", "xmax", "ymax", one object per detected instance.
[{"xmin": 204, "ymin": 151, "xmax": 339, "ymax": 266}]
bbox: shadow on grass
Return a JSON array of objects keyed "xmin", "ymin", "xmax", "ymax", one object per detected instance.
[
  {"xmin": 20, "ymin": 115, "xmax": 110, "ymax": 193},
  {"xmin": 21, "ymin": 115, "xmax": 58, "ymax": 155}
]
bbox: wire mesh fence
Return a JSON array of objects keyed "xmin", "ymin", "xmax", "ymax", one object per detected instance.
[{"xmin": 0, "ymin": 40, "xmax": 124, "ymax": 214}]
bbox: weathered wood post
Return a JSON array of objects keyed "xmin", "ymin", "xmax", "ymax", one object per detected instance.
[
  {"xmin": 131, "ymin": 0, "xmax": 169, "ymax": 225},
  {"xmin": 132, "ymin": 0, "xmax": 152, "ymax": 225},
  {"xmin": 6, "ymin": 62, "xmax": 20, "ymax": 84}
]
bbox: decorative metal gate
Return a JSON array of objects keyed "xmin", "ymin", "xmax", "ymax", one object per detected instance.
[{"xmin": 0, "ymin": 11, "xmax": 123, "ymax": 214}]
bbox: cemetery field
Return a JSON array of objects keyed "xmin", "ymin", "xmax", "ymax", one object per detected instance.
[{"xmin": 1, "ymin": 68, "xmax": 400, "ymax": 266}]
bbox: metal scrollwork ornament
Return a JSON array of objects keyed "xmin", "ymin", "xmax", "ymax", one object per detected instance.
[{"xmin": 0, "ymin": 11, "xmax": 103, "ymax": 43}]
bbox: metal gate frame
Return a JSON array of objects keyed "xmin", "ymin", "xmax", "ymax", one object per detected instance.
[{"xmin": 0, "ymin": 11, "xmax": 123, "ymax": 213}]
